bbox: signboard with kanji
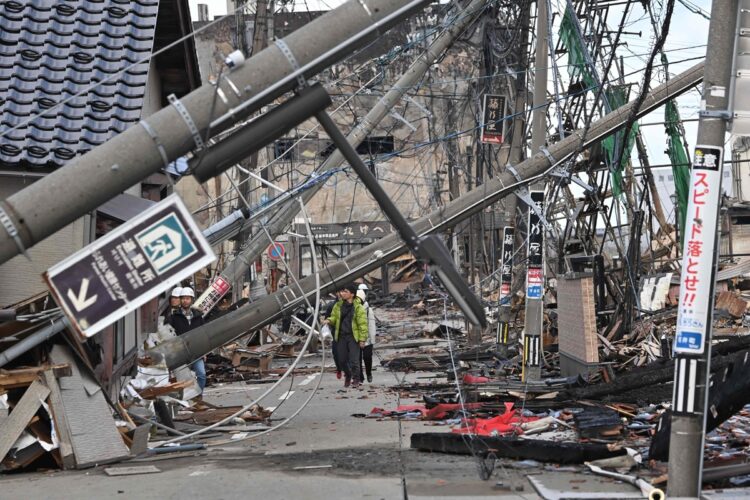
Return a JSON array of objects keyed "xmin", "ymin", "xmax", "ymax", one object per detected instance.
[
  {"xmin": 294, "ymin": 221, "xmax": 392, "ymax": 241},
  {"xmin": 480, "ymin": 94, "xmax": 506, "ymax": 144},
  {"xmin": 525, "ymin": 190, "xmax": 544, "ymax": 300},
  {"xmin": 44, "ymin": 195, "xmax": 215, "ymax": 338},
  {"xmin": 526, "ymin": 190, "xmax": 544, "ymax": 267},
  {"xmin": 500, "ymin": 227, "xmax": 514, "ymax": 298},
  {"xmin": 674, "ymin": 146, "xmax": 723, "ymax": 355},
  {"xmin": 194, "ymin": 275, "xmax": 232, "ymax": 316}
]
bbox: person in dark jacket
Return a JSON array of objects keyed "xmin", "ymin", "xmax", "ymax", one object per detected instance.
[
  {"xmin": 168, "ymin": 287, "xmax": 207, "ymax": 391},
  {"xmin": 325, "ymin": 284, "xmax": 368, "ymax": 388}
]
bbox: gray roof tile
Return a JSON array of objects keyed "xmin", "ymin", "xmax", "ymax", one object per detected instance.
[{"xmin": 0, "ymin": 0, "xmax": 159, "ymax": 168}]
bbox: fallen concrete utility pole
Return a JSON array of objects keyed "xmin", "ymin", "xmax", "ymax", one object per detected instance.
[
  {"xmin": 192, "ymin": 0, "xmax": 491, "ymax": 296},
  {"xmin": 0, "ymin": 0, "xmax": 431, "ymax": 266},
  {"xmin": 151, "ymin": 61, "xmax": 705, "ymax": 369}
]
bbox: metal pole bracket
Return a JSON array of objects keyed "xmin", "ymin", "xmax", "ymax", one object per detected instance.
[
  {"xmin": 0, "ymin": 203, "xmax": 30, "ymax": 260},
  {"xmin": 275, "ymin": 39, "xmax": 308, "ymax": 90},
  {"xmin": 168, "ymin": 94, "xmax": 205, "ymax": 151},
  {"xmin": 513, "ymin": 187, "xmax": 553, "ymax": 231}
]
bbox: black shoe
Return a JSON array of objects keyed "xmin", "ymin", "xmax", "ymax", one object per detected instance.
[{"xmin": 367, "ymin": 375, "xmax": 373, "ymax": 383}]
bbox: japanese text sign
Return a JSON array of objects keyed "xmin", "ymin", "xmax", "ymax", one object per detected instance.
[
  {"xmin": 480, "ymin": 94, "xmax": 506, "ymax": 144},
  {"xmin": 194, "ymin": 276, "xmax": 232, "ymax": 316},
  {"xmin": 44, "ymin": 195, "xmax": 215, "ymax": 338},
  {"xmin": 500, "ymin": 226, "xmax": 514, "ymax": 298},
  {"xmin": 674, "ymin": 145, "xmax": 723, "ymax": 355},
  {"xmin": 526, "ymin": 190, "xmax": 545, "ymax": 268}
]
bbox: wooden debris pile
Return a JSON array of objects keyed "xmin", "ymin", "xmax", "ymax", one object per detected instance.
[{"xmin": 1, "ymin": 344, "xmax": 131, "ymax": 472}]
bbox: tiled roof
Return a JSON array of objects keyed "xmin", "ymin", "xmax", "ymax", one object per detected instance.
[{"xmin": 0, "ymin": 0, "xmax": 159, "ymax": 169}]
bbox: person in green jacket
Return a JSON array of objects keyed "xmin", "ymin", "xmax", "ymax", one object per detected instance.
[{"xmin": 324, "ymin": 283, "xmax": 368, "ymax": 388}]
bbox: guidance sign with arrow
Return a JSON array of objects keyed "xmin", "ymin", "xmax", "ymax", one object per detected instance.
[{"xmin": 44, "ymin": 195, "xmax": 215, "ymax": 339}]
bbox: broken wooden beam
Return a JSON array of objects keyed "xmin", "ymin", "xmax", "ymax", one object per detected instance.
[
  {"xmin": 0, "ymin": 379, "xmax": 50, "ymax": 463},
  {"xmin": 42, "ymin": 370, "xmax": 75, "ymax": 469},
  {"xmin": 0, "ymin": 364, "xmax": 71, "ymax": 390},
  {"xmin": 410, "ymin": 432, "xmax": 625, "ymax": 464}
]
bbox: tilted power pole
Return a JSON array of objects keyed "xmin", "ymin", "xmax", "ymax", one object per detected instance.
[{"xmin": 522, "ymin": 0, "xmax": 550, "ymax": 381}]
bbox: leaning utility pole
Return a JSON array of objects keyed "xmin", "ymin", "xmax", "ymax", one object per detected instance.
[
  {"xmin": 667, "ymin": 1, "xmax": 736, "ymax": 497},
  {"xmin": 0, "ymin": 0, "xmax": 431, "ymax": 266},
  {"xmin": 522, "ymin": 0, "xmax": 549, "ymax": 381},
  {"xmin": 150, "ymin": 61, "xmax": 705, "ymax": 369},
  {"xmin": 236, "ymin": 0, "xmax": 271, "ymax": 292},
  {"xmin": 192, "ymin": 0, "xmax": 490, "ymax": 313},
  {"xmin": 497, "ymin": 0, "xmax": 532, "ymax": 357}
]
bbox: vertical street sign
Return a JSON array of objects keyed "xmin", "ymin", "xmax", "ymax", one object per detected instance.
[
  {"xmin": 525, "ymin": 191, "xmax": 545, "ymax": 300},
  {"xmin": 480, "ymin": 94, "xmax": 506, "ymax": 144},
  {"xmin": 523, "ymin": 190, "xmax": 545, "ymax": 378},
  {"xmin": 498, "ymin": 226, "xmax": 515, "ymax": 348},
  {"xmin": 44, "ymin": 195, "xmax": 215, "ymax": 338},
  {"xmin": 499, "ymin": 226, "xmax": 514, "ymax": 299},
  {"xmin": 673, "ymin": 146, "xmax": 723, "ymax": 357}
]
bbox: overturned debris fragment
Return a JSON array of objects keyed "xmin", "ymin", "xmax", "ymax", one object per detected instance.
[{"xmin": 410, "ymin": 432, "xmax": 626, "ymax": 464}]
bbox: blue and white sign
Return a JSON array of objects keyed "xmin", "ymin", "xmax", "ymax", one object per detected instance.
[
  {"xmin": 44, "ymin": 195, "xmax": 215, "ymax": 338},
  {"xmin": 675, "ymin": 331, "xmax": 703, "ymax": 352},
  {"xmin": 526, "ymin": 267, "xmax": 543, "ymax": 299}
]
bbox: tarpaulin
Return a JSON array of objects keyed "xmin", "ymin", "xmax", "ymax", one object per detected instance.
[{"xmin": 453, "ymin": 402, "xmax": 538, "ymax": 436}]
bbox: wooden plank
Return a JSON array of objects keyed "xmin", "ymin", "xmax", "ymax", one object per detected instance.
[
  {"xmin": 136, "ymin": 380, "xmax": 192, "ymax": 399},
  {"xmin": 104, "ymin": 465, "xmax": 161, "ymax": 476},
  {"xmin": 0, "ymin": 364, "xmax": 71, "ymax": 390},
  {"xmin": 128, "ymin": 424, "xmax": 151, "ymax": 456},
  {"xmin": 0, "ymin": 379, "xmax": 50, "ymax": 462},
  {"xmin": 1, "ymin": 441, "xmax": 46, "ymax": 471},
  {"xmin": 42, "ymin": 370, "xmax": 75, "ymax": 469}
]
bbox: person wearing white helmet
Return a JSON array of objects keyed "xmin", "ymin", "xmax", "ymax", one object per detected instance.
[
  {"xmin": 168, "ymin": 287, "xmax": 207, "ymax": 392},
  {"xmin": 356, "ymin": 288, "xmax": 377, "ymax": 383},
  {"xmin": 163, "ymin": 287, "xmax": 183, "ymax": 320}
]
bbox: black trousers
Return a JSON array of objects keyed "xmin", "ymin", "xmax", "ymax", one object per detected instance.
[
  {"xmin": 331, "ymin": 338, "xmax": 342, "ymax": 371},
  {"xmin": 360, "ymin": 344, "xmax": 373, "ymax": 379},
  {"xmin": 336, "ymin": 335, "xmax": 361, "ymax": 383}
]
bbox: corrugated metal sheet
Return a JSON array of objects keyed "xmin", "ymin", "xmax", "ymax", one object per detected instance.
[
  {"xmin": 0, "ymin": 0, "xmax": 159, "ymax": 169},
  {"xmin": 48, "ymin": 344, "xmax": 130, "ymax": 468}
]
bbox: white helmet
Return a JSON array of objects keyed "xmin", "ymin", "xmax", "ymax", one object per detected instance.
[
  {"xmin": 171, "ymin": 287, "xmax": 183, "ymax": 298},
  {"xmin": 180, "ymin": 287, "xmax": 195, "ymax": 298},
  {"xmin": 358, "ymin": 283, "xmax": 369, "ymax": 291}
]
